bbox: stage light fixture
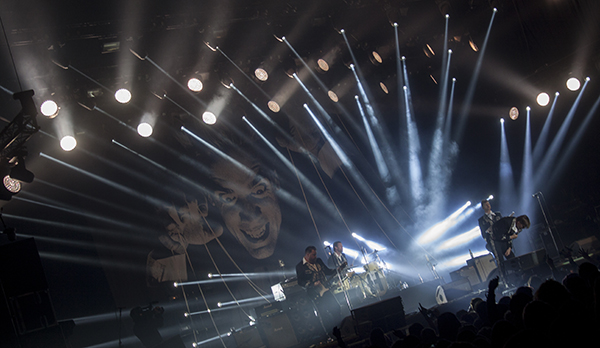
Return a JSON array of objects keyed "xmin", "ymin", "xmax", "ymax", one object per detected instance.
[
  {"xmin": 317, "ymin": 58, "xmax": 329, "ymax": 72},
  {"xmin": 509, "ymin": 107, "xmax": 519, "ymax": 120},
  {"xmin": 202, "ymin": 111, "xmax": 217, "ymax": 125},
  {"xmin": 187, "ymin": 77, "xmax": 203, "ymax": 92},
  {"xmin": 372, "ymin": 51, "xmax": 383, "ymax": 63},
  {"xmin": 328, "ymin": 90, "xmax": 339, "ymax": 102},
  {"xmin": 10, "ymin": 157, "xmax": 34, "ymax": 183},
  {"xmin": 423, "ymin": 44, "xmax": 435, "ymax": 58},
  {"xmin": 468, "ymin": 36, "xmax": 479, "ymax": 52},
  {"xmin": 566, "ymin": 77, "xmax": 581, "ymax": 91},
  {"xmin": 536, "ymin": 92, "xmax": 550, "ymax": 106},
  {"xmin": 254, "ymin": 68, "xmax": 268, "ymax": 82},
  {"xmin": 40, "ymin": 100, "xmax": 59, "ymax": 118},
  {"xmin": 267, "ymin": 100, "xmax": 280, "ymax": 113},
  {"xmin": 115, "ymin": 88, "xmax": 132, "ymax": 103},
  {"xmin": 379, "ymin": 82, "xmax": 389, "ymax": 94},
  {"xmin": 3, "ymin": 175, "xmax": 21, "ymax": 194},
  {"xmin": 60, "ymin": 135, "xmax": 77, "ymax": 151},
  {"xmin": 137, "ymin": 122, "xmax": 153, "ymax": 137}
]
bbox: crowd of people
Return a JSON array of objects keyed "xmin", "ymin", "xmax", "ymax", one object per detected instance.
[{"xmin": 332, "ymin": 251, "xmax": 600, "ymax": 348}]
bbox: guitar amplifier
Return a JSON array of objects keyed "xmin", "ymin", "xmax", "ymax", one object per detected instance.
[
  {"xmin": 254, "ymin": 302, "xmax": 282, "ymax": 319},
  {"xmin": 271, "ymin": 278, "xmax": 304, "ymax": 301}
]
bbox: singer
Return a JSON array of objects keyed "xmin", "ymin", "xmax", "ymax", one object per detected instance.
[{"xmin": 327, "ymin": 241, "xmax": 348, "ymax": 270}]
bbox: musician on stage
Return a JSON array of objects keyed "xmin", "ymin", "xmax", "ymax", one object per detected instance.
[
  {"xmin": 478, "ymin": 199, "xmax": 503, "ymax": 252},
  {"xmin": 295, "ymin": 246, "xmax": 342, "ymax": 330},
  {"xmin": 489, "ymin": 215, "xmax": 531, "ymax": 284},
  {"xmin": 327, "ymin": 241, "xmax": 348, "ymax": 270}
]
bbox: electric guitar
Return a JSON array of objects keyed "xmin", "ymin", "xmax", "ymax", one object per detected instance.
[{"xmin": 308, "ymin": 262, "xmax": 347, "ymax": 299}]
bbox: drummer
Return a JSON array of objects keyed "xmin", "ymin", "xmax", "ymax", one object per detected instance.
[{"xmin": 327, "ymin": 241, "xmax": 348, "ymax": 271}]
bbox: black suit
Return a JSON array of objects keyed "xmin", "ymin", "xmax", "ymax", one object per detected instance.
[
  {"xmin": 490, "ymin": 217, "xmax": 518, "ymax": 282},
  {"xmin": 478, "ymin": 211, "xmax": 503, "ymax": 251},
  {"xmin": 295, "ymin": 257, "xmax": 340, "ymax": 331},
  {"xmin": 327, "ymin": 252, "xmax": 348, "ymax": 269}
]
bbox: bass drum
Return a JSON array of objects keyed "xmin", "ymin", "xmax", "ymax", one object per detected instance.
[
  {"xmin": 362, "ymin": 270, "xmax": 387, "ymax": 297},
  {"xmin": 364, "ymin": 261, "xmax": 380, "ymax": 272}
]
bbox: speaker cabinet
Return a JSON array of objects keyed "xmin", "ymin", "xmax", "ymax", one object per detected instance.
[
  {"xmin": 285, "ymin": 293, "xmax": 320, "ymax": 343},
  {"xmin": 233, "ymin": 326, "xmax": 265, "ymax": 348},
  {"xmin": 351, "ymin": 296, "xmax": 405, "ymax": 337},
  {"xmin": 257, "ymin": 312, "xmax": 297, "ymax": 348},
  {"xmin": 398, "ymin": 279, "xmax": 442, "ymax": 313}
]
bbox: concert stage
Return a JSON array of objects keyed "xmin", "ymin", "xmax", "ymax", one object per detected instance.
[{"xmin": 246, "ymin": 250, "xmax": 559, "ymax": 348}]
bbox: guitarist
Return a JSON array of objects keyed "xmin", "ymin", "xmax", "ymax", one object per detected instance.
[
  {"xmin": 490, "ymin": 215, "xmax": 530, "ymax": 284},
  {"xmin": 478, "ymin": 199, "xmax": 503, "ymax": 253},
  {"xmin": 296, "ymin": 246, "xmax": 343, "ymax": 330}
]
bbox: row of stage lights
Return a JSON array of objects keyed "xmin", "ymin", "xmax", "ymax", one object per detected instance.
[
  {"xmin": 534, "ymin": 77, "xmax": 588, "ymax": 107},
  {"xmin": 507, "ymin": 76, "xmax": 590, "ymax": 121},
  {"xmin": 41, "ymin": 47, "xmax": 370, "ymax": 149}
]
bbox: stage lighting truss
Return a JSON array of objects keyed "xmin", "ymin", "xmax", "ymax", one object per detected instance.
[{"xmin": 0, "ymin": 90, "xmax": 40, "ymax": 163}]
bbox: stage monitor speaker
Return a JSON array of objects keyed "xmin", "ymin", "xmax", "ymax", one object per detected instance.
[
  {"xmin": 398, "ymin": 279, "xmax": 441, "ymax": 313},
  {"xmin": 352, "ymin": 296, "xmax": 405, "ymax": 337},
  {"xmin": 233, "ymin": 326, "xmax": 265, "ymax": 348},
  {"xmin": 284, "ymin": 292, "xmax": 320, "ymax": 343},
  {"xmin": 504, "ymin": 249, "xmax": 546, "ymax": 274},
  {"xmin": 257, "ymin": 312, "xmax": 297, "ymax": 348},
  {"xmin": 436, "ymin": 278, "xmax": 472, "ymax": 305}
]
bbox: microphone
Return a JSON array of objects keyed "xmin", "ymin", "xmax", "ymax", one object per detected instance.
[
  {"xmin": 532, "ymin": 192, "xmax": 541, "ymax": 197},
  {"xmin": 324, "ymin": 245, "xmax": 331, "ymax": 250}
]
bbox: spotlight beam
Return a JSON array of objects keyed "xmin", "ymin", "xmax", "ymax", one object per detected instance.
[
  {"xmin": 39, "ymin": 153, "xmax": 169, "ymax": 208},
  {"xmin": 34, "ymin": 179, "xmax": 154, "ymax": 222},
  {"xmin": 161, "ymin": 94, "xmax": 203, "ymax": 124},
  {"xmin": 393, "ymin": 23, "xmax": 406, "ymax": 129},
  {"xmin": 348, "ymin": 65, "xmax": 405, "ymax": 208},
  {"xmin": 548, "ymin": 91, "xmax": 600, "ymax": 188},
  {"xmin": 437, "ymin": 226, "xmax": 480, "ymax": 250},
  {"xmin": 533, "ymin": 79, "xmax": 590, "ymax": 188},
  {"xmin": 12, "ymin": 195, "xmax": 149, "ymax": 232},
  {"xmin": 0, "ymin": 84, "xmax": 14, "ymax": 96},
  {"xmin": 215, "ymin": 47, "xmax": 272, "ymax": 100},
  {"xmin": 281, "ymin": 37, "xmax": 364, "ymax": 138},
  {"xmin": 426, "ymin": 50, "xmax": 453, "ymax": 216},
  {"xmin": 242, "ymin": 116, "xmax": 337, "ymax": 218},
  {"xmin": 532, "ymin": 93, "xmax": 559, "ymax": 166},
  {"xmin": 135, "ymin": 55, "xmax": 208, "ymax": 107},
  {"xmin": 518, "ymin": 108, "xmax": 533, "ymax": 212},
  {"xmin": 403, "ymin": 86, "xmax": 424, "ymax": 203},
  {"xmin": 111, "ymin": 140, "xmax": 210, "ymax": 196},
  {"xmin": 499, "ymin": 118, "xmax": 517, "ymax": 210},
  {"xmin": 6, "ymin": 214, "xmax": 155, "ymax": 244},
  {"xmin": 454, "ymin": 8, "xmax": 498, "ymax": 142}
]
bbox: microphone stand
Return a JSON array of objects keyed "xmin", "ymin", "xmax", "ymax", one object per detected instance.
[
  {"xmin": 327, "ymin": 246, "xmax": 353, "ymax": 311},
  {"xmin": 533, "ymin": 192, "xmax": 561, "ymax": 257}
]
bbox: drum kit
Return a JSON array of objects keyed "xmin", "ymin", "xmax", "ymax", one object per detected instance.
[{"xmin": 332, "ymin": 250, "xmax": 389, "ymax": 299}]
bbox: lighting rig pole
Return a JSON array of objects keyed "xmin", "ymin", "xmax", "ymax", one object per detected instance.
[{"xmin": 533, "ymin": 192, "xmax": 562, "ymax": 258}]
